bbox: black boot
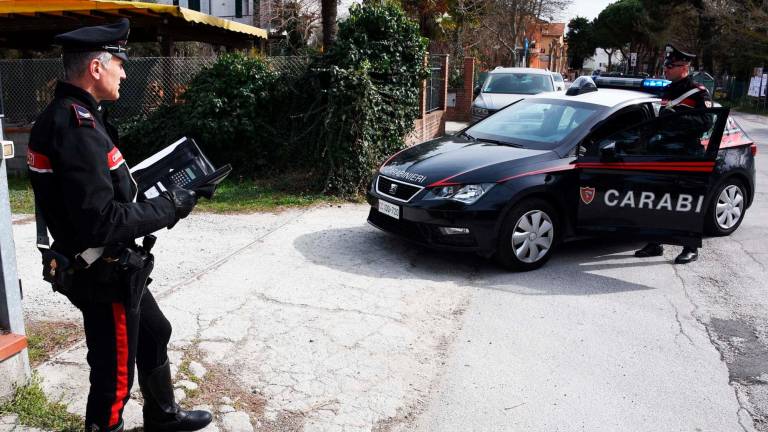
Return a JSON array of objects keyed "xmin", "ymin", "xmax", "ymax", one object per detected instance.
[
  {"xmin": 674, "ymin": 247, "xmax": 698, "ymax": 264},
  {"xmin": 635, "ymin": 242, "xmax": 664, "ymax": 258},
  {"xmin": 86, "ymin": 419, "xmax": 124, "ymax": 432},
  {"xmin": 139, "ymin": 360, "xmax": 212, "ymax": 432}
]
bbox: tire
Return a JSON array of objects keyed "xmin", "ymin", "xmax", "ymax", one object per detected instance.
[
  {"xmin": 704, "ymin": 179, "xmax": 747, "ymax": 236},
  {"xmin": 495, "ymin": 198, "xmax": 559, "ymax": 271}
]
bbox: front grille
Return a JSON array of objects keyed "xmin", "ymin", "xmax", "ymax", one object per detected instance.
[{"xmin": 376, "ymin": 175, "xmax": 423, "ymax": 202}]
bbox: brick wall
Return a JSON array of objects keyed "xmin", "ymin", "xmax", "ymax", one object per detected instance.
[
  {"xmin": 407, "ymin": 54, "xmax": 449, "ymax": 146},
  {"xmin": 446, "ymin": 57, "xmax": 475, "ymax": 122},
  {"xmin": 407, "ymin": 110, "xmax": 446, "ymax": 146}
]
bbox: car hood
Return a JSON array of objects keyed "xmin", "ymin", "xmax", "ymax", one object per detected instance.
[
  {"xmin": 473, "ymin": 93, "xmax": 526, "ymax": 110},
  {"xmin": 380, "ymin": 136, "xmax": 558, "ymax": 187}
]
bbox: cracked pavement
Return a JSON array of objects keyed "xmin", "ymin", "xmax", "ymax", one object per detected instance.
[{"xmin": 7, "ymin": 113, "xmax": 768, "ymax": 431}]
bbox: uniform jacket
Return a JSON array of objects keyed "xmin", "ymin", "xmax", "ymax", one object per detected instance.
[
  {"xmin": 660, "ymin": 75, "xmax": 713, "ymax": 135},
  {"xmin": 28, "ymin": 81, "xmax": 175, "ymax": 258}
]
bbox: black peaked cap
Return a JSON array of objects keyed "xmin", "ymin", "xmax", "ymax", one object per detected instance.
[
  {"xmin": 664, "ymin": 44, "xmax": 695, "ymax": 65},
  {"xmin": 54, "ymin": 18, "xmax": 130, "ymax": 61}
]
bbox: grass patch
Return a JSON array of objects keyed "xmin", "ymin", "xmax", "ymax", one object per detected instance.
[
  {"xmin": 196, "ymin": 178, "xmax": 347, "ymax": 213},
  {"xmin": 6, "ymin": 176, "xmax": 34, "ymax": 215},
  {"xmin": 0, "ymin": 374, "xmax": 82, "ymax": 431},
  {"xmin": 25, "ymin": 321, "xmax": 84, "ymax": 367},
  {"xmin": 5, "ymin": 176, "xmax": 354, "ymax": 215}
]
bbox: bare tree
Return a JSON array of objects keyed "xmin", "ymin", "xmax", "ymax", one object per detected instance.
[
  {"xmin": 471, "ymin": 0, "xmax": 570, "ymax": 67},
  {"xmin": 263, "ymin": 0, "xmax": 322, "ymax": 53}
]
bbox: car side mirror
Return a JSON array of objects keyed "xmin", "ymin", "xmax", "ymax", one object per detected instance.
[
  {"xmin": 599, "ymin": 140, "xmax": 617, "ymax": 160},
  {"xmin": 474, "ymin": 85, "xmax": 481, "ymax": 97}
]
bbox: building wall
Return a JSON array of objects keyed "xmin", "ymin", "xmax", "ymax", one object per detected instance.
[
  {"xmin": 156, "ymin": 0, "xmax": 255, "ymax": 25},
  {"xmin": 525, "ymin": 21, "xmax": 567, "ymax": 74},
  {"xmin": 583, "ymin": 49, "xmax": 624, "ymax": 73}
]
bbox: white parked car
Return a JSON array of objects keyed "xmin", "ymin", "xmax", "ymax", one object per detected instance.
[{"xmin": 471, "ymin": 67, "xmax": 558, "ymax": 122}]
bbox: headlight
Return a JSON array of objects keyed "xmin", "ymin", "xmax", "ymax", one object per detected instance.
[
  {"xmin": 426, "ymin": 183, "xmax": 495, "ymax": 205},
  {"xmin": 472, "ymin": 106, "xmax": 489, "ymax": 116}
]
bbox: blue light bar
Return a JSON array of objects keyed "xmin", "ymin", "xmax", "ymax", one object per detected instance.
[{"xmin": 642, "ymin": 79, "xmax": 671, "ymax": 88}]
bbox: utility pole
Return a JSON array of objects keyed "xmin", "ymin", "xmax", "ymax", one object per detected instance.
[{"xmin": 0, "ymin": 72, "xmax": 30, "ymax": 400}]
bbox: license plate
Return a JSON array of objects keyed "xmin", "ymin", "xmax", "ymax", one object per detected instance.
[{"xmin": 378, "ymin": 199, "xmax": 400, "ymax": 220}]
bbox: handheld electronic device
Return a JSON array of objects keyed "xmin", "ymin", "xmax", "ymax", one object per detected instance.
[{"xmin": 130, "ymin": 137, "xmax": 231, "ymax": 200}]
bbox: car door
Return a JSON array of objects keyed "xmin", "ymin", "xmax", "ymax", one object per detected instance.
[{"xmin": 574, "ymin": 107, "xmax": 729, "ymax": 248}]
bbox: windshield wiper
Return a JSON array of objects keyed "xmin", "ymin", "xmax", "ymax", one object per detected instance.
[
  {"xmin": 462, "ymin": 131, "xmax": 522, "ymax": 147},
  {"xmin": 477, "ymin": 138, "xmax": 522, "ymax": 148}
]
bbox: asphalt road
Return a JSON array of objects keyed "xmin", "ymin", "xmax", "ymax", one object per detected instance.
[{"xmin": 9, "ymin": 113, "xmax": 767, "ymax": 432}]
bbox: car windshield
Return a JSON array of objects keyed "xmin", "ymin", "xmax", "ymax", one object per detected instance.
[
  {"xmin": 482, "ymin": 73, "xmax": 554, "ymax": 94},
  {"xmin": 466, "ymin": 98, "xmax": 603, "ymax": 150}
]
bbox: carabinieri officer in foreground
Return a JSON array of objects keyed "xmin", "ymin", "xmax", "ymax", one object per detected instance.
[
  {"xmin": 634, "ymin": 43, "xmax": 713, "ymax": 265},
  {"xmin": 27, "ymin": 19, "xmax": 211, "ymax": 431}
]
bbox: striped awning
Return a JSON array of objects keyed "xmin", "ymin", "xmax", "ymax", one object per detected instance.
[{"xmin": 0, "ymin": 0, "xmax": 267, "ymax": 49}]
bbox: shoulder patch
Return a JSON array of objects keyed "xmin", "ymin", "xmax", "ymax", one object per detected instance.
[
  {"xmin": 71, "ymin": 104, "xmax": 95, "ymax": 128},
  {"xmin": 107, "ymin": 146, "xmax": 125, "ymax": 171}
]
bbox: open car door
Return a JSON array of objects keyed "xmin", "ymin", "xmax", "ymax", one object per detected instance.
[{"xmin": 575, "ymin": 107, "xmax": 729, "ymax": 248}]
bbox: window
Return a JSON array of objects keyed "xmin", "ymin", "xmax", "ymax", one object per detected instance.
[
  {"xmin": 482, "ymin": 73, "xmax": 555, "ymax": 94},
  {"xmin": 581, "ymin": 107, "xmax": 649, "ymax": 156},
  {"xmin": 593, "ymin": 109, "xmax": 720, "ymax": 158},
  {"xmin": 467, "ymin": 99, "xmax": 601, "ymax": 150}
]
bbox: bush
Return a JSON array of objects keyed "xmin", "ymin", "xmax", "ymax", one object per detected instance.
[
  {"xmin": 120, "ymin": 3, "xmax": 427, "ymax": 197},
  {"xmin": 121, "ymin": 54, "xmax": 301, "ymax": 176},
  {"xmin": 310, "ymin": 3, "xmax": 428, "ymax": 195}
]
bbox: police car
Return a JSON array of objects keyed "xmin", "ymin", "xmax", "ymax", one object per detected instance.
[{"xmin": 367, "ymin": 76, "xmax": 757, "ymax": 270}]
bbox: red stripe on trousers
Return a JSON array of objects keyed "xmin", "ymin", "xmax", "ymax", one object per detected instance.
[{"xmin": 109, "ymin": 303, "xmax": 129, "ymax": 426}]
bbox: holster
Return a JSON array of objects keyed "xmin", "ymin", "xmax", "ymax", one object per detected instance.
[
  {"xmin": 65, "ymin": 245, "xmax": 154, "ymax": 310},
  {"xmin": 115, "ymin": 247, "xmax": 155, "ymax": 312}
]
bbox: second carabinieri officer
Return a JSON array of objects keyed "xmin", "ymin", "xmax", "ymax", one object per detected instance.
[{"xmin": 634, "ymin": 43, "xmax": 713, "ymax": 265}]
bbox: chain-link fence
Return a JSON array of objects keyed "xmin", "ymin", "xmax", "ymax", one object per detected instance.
[
  {"xmin": 0, "ymin": 56, "xmax": 311, "ymax": 125},
  {"xmin": 425, "ymin": 54, "xmax": 446, "ymax": 113}
]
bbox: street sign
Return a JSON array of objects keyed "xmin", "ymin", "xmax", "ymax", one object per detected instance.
[{"xmin": 630, "ymin": 52, "xmax": 637, "ymax": 67}]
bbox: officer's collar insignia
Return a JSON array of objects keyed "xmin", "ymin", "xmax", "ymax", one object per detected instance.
[
  {"xmin": 72, "ymin": 104, "xmax": 96, "ymax": 128},
  {"xmin": 73, "ymin": 104, "xmax": 92, "ymax": 119},
  {"xmin": 580, "ymin": 186, "xmax": 596, "ymax": 205}
]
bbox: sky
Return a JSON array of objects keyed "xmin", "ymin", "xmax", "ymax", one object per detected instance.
[
  {"xmin": 562, "ymin": 0, "xmax": 615, "ymax": 22},
  {"xmin": 341, "ymin": 0, "xmax": 615, "ymax": 24}
]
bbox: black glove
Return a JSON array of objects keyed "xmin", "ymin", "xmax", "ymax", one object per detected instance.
[
  {"xmin": 194, "ymin": 184, "xmax": 217, "ymax": 200},
  {"xmin": 164, "ymin": 184, "xmax": 197, "ymax": 228}
]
